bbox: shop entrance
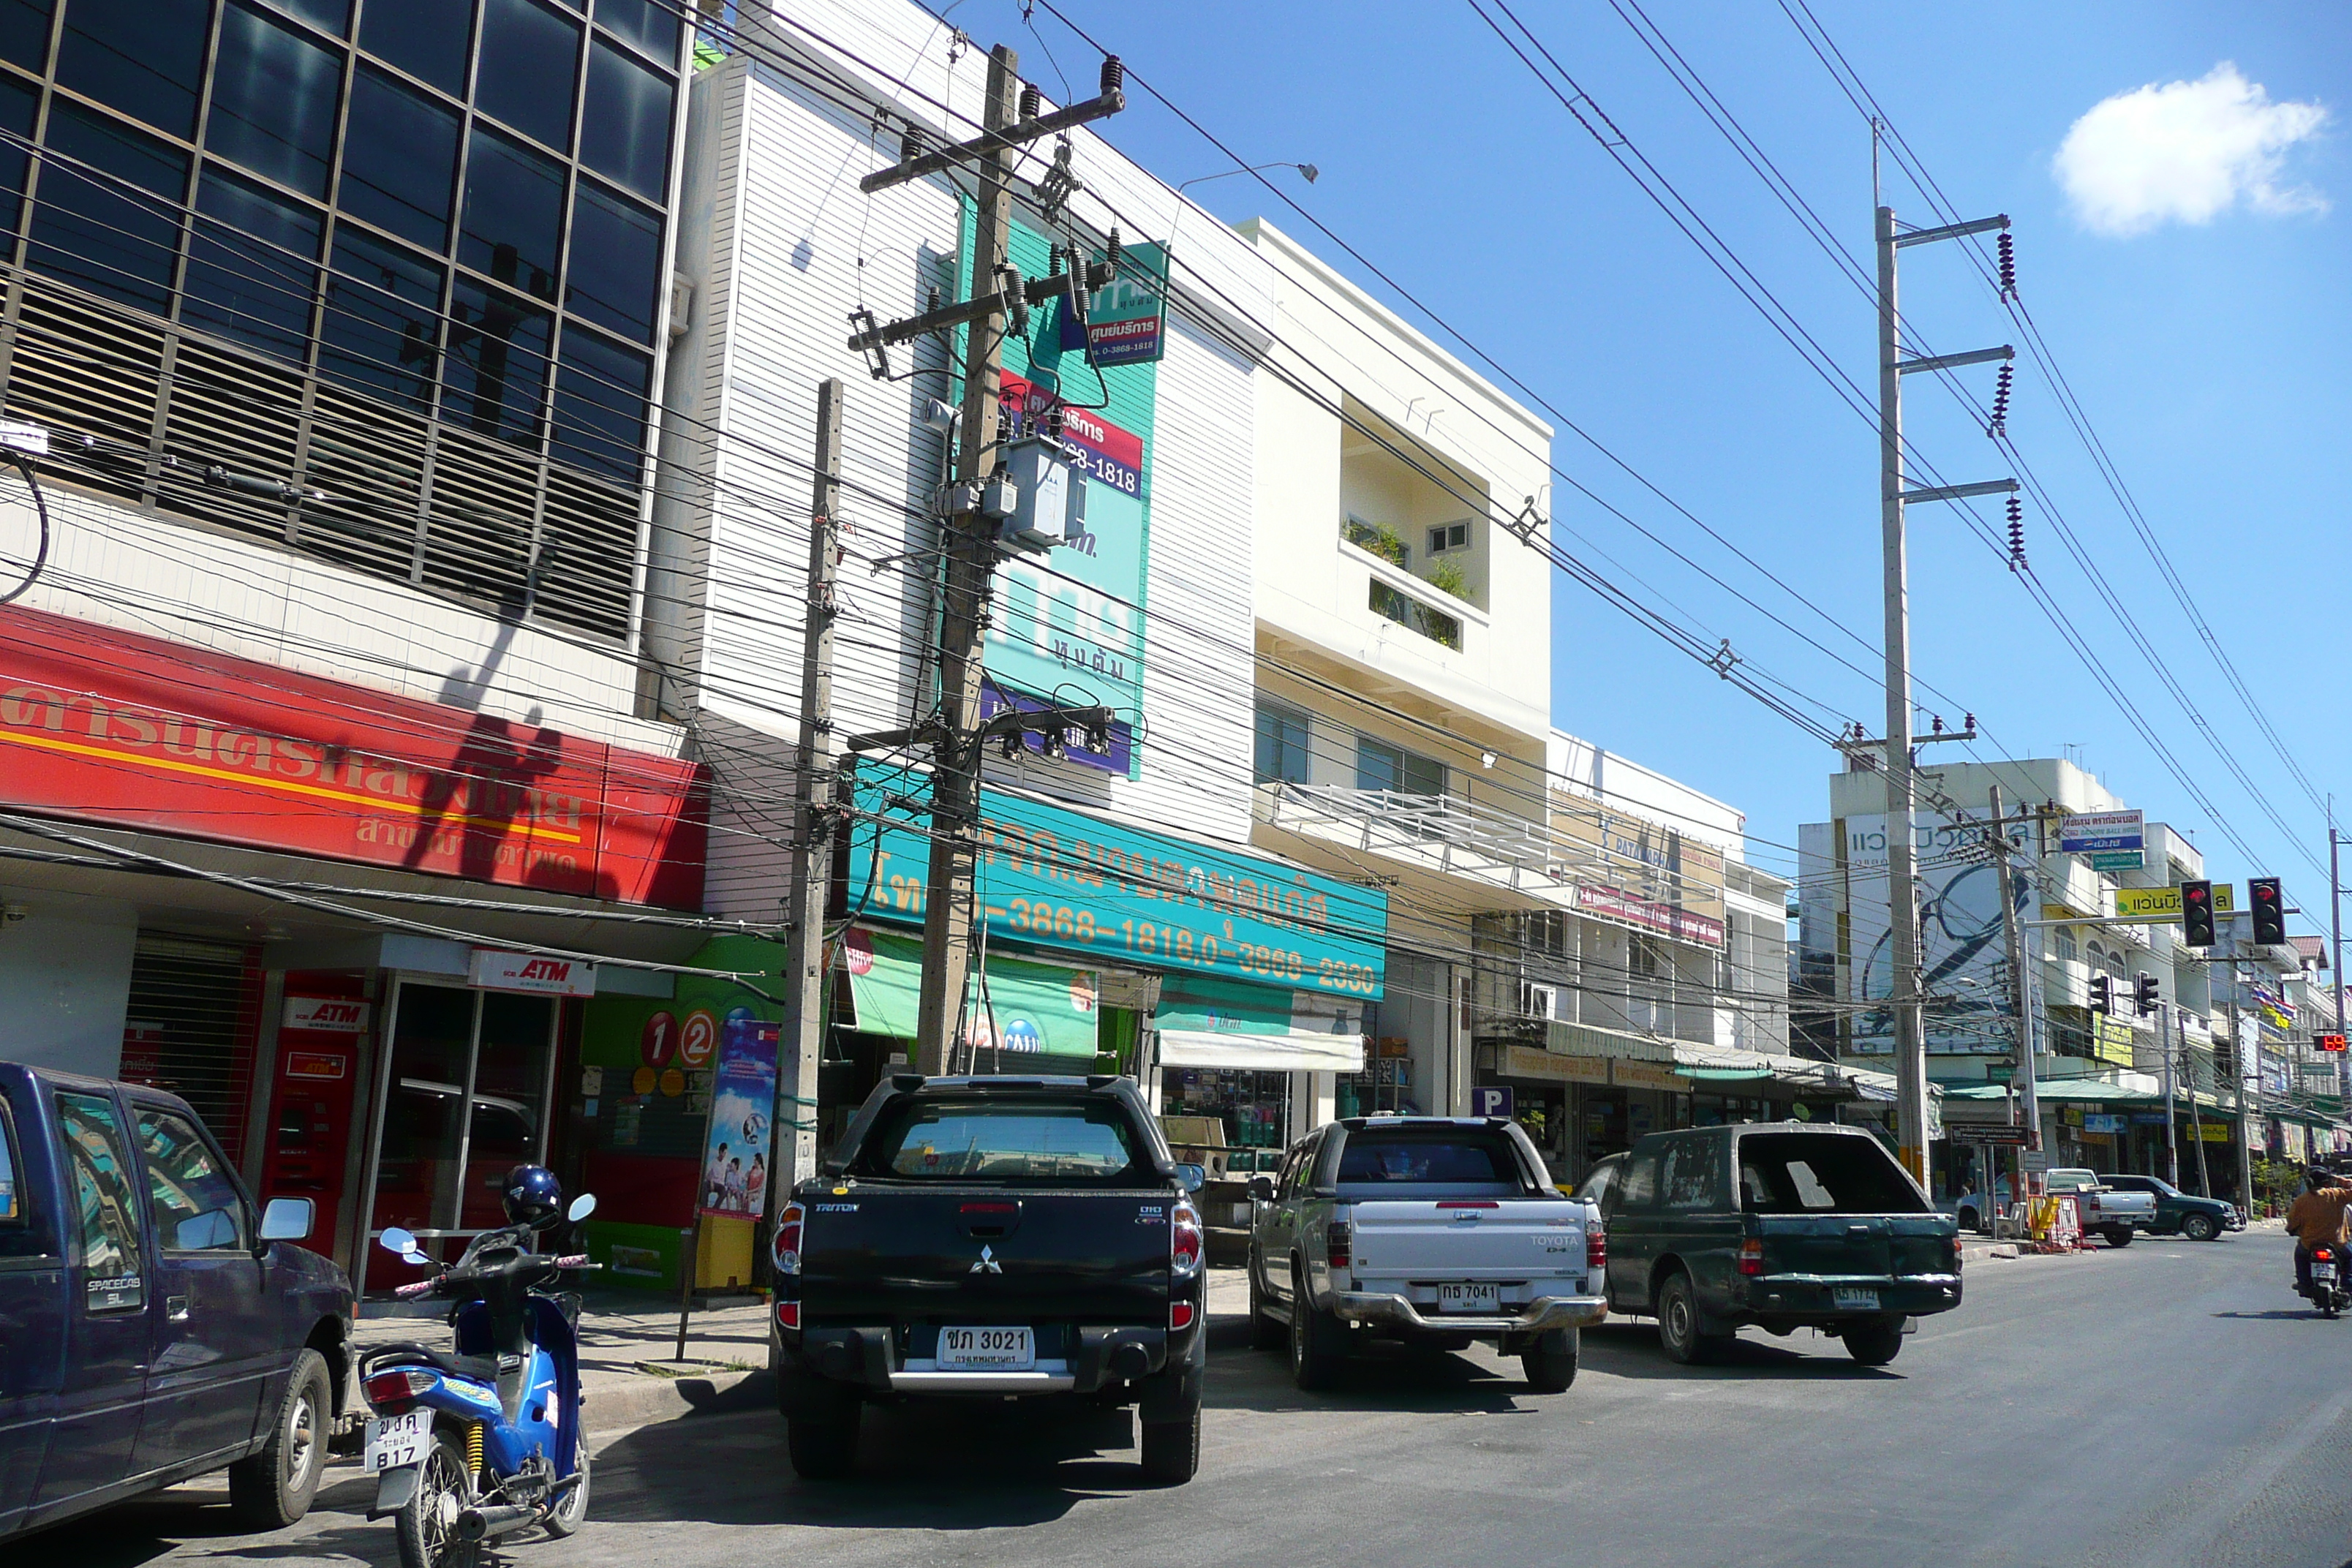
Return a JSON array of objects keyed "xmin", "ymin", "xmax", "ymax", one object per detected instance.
[{"xmin": 356, "ymin": 979, "xmax": 563, "ymax": 1293}]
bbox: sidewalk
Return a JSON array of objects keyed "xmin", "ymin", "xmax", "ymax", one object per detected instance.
[{"xmin": 347, "ymin": 1267, "xmax": 1259, "ymax": 1433}]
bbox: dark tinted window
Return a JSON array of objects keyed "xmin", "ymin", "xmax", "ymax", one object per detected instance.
[
  {"xmin": 56, "ymin": 1090, "xmax": 143, "ymax": 1300},
  {"xmin": 1660, "ymin": 1137, "xmax": 1719, "ymax": 1210},
  {"xmin": 208, "ymin": 1, "xmax": 344, "ymax": 200},
  {"xmin": 1335, "ymin": 1126, "xmax": 1523, "ymax": 1189},
  {"xmin": 340, "ymin": 66, "xmax": 460, "ymax": 249},
  {"xmin": 1618, "ymin": 1150, "xmax": 1659, "ymax": 1209},
  {"xmin": 0, "ymin": 1098, "xmax": 23, "ymax": 1224},
  {"xmin": 551, "ymin": 327, "xmax": 647, "ymax": 479},
  {"xmin": 475, "ymin": 0, "xmax": 578, "ymax": 153},
  {"xmin": 1735, "ymin": 1133, "xmax": 1928, "ymax": 1215},
  {"xmin": 0, "ymin": 74, "xmax": 33, "ymax": 233},
  {"xmin": 320, "ymin": 227, "xmax": 442, "ymax": 405},
  {"xmin": 358, "ymin": 0, "xmax": 471, "ymax": 94},
  {"xmin": 135, "ymin": 1104, "xmax": 250, "ymax": 1252},
  {"xmin": 447, "ymin": 276, "xmax": 549, "ymax": 442},
  {"xmin": 578, "ymin": 35, "xmax": 667, "ymax": 200},
  {"xmin": 594, "ymin": 0, "xmax": 676, "ymax": 61},
  {"xmin": 263, "ymin": 0, "xmax": 349, "ymax": 33},
  {"xmin": 858, "ymin": 1098, "xmax": 1145, "ymax": 1184},
  {"xmin": 564, "ymin": 179, "xmax": 657, "ymax": 341},
  {"xmin": 28, "ymin": 102, "xmax": 188, "ymax": 314},
  {"xmin": 459, "ymin": 125, "xmax": 562, "ymax": 299},
  {"xmin": 0, "ymin": 0, "xmax": 50, "ymax": 72},
  {"xmin": 181, "ymin": 169, "xmax": 320, "ymax": 361},
  {"xmin": 56, "ymin": 0, "xmax": 207, "ymax": 140}
]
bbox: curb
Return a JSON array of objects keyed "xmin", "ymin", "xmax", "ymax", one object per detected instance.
[{"xmin": 583, "ymin": 1367, "xmax": 771, "ymax": 1431}]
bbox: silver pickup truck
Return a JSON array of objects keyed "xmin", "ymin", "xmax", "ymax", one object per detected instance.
[
  {"xmin": 2045, "ymin": 1167, "xmax": 2159, "ymax": 1247},
  {"xmin": 1245, "ymin": 1116, "xmax": 1606, "ymax": 1393}
]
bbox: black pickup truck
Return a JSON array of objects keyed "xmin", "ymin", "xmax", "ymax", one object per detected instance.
[{"xmin": 769, "ymin": 1074, "xmax": 1208, "ymax": 1484}]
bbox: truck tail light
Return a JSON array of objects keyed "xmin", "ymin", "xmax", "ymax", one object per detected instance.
[
  {"xmin": 1170, "ymin": 1301, "xmax": 1195, "ymax": 1330},
  {"xmin": 1737, "ymin": 1238, "xmax": 1765, "ymax": 1277},
  {"xmin": 1171, "ymin": 1199, "xmax": 1203, "ymax": 1279},
  {"xmin": 363, "ymin": 1367, "xmax": 435, "ymax": 1410},
  {"xmin": 1950, "ymin": 1235, "xmax": 1964, "ymax": 1272},
  {"xmin": 1327, "ymin": 1221, "xmax": 1352, "ymax": 1271},
  {"xmin": 772, "ymin": 1201, "xmax": 804, "ymax": 1277},
  {"xmin": 1586, "ymin": 1226, "xmax": 1607, "ymax": 1273},
  {"xmin": 775, "ymin": 1299, "xmax": 801, "ymax": 1333}
]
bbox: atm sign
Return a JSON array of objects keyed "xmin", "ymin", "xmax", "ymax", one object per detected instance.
[
  {"xmin": 284, "ymin": 995, "xmax": 369, "ymax": 1033},
  {"xmin": 468, "ymin": 949, "xmax": 598, "ymax": 996}
]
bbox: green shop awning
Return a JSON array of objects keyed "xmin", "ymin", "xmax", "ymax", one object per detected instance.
[
  {"xmin": 841, "ymin": 928, "xmax": 1101, "ymax": 1057},
  {"xmin": 1686, "ymin": 1067, "xmax": 1775, "ymax": 1083}
]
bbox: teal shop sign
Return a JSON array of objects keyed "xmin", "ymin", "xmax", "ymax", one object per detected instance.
[{"xmin": 845, "ymin": 760, "xmax": 1387, "ymax": 999}]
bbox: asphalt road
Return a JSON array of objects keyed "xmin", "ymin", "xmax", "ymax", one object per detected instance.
[{"xmin": 15, "ymin": 1229, "xmax": 2352, "ymax": 1568}]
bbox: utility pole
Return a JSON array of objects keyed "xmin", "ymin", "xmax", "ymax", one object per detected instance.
[
  {"xmin": 1872, "ymin": 193, "xmax": 2016, "ymax": 1183},
  {"xmin": 2163, "ymin": 1003, "xmax": 2181, "ymax": 1188},
  {"xmin": 2229, "ymin": 939, "xmax": 2252, "ymax": 1213},
  {"xmin": 2332, "ymin": 813, "xmax": 2347, "ymax": 1108},
  {"xmin": 773, "ymin": 378, "xmax": 843, "ymax": 1211},
  {"xmin": 2189, "ymin": 1025, "xmax": 2214, "ymax": 1199},
  {"xmin": 839, "ymin": 46, "xmax": 1124, "ymax": 1077},
  {"xmin": 1990, "ymin": 783, "xmax": 2027, "ymax": 1236}
]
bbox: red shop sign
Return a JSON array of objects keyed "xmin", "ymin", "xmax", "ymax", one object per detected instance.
[{"xmin": 0, "ymin": 604, "xmax": 707, "ymax": 908}]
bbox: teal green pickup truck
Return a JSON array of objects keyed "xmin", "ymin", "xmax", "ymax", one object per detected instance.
[{"xmin": 1592, "ymin": 1124, "xmax": 1962, "ymax": 1366}]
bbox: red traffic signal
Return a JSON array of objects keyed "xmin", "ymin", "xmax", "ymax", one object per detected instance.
[
  {"xmin": 2250, "ymin": 876, "xmax": 2285, "ymax": 946},
  {"xmin": 2181, "ymin": 879, "xmax": 2215, "ymax": 947},
  {"xmin": 2319, "ymin": 1033, "xmax": 2348, "ymax": 1054}
]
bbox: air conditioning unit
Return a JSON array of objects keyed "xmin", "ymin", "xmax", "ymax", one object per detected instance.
[{"xmin": 1520, "ymin": 981, "xmax": 1557, "ymax": 1022}]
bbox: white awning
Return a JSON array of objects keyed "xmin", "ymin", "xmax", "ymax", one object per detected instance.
[{"xmin": 1156, "ymin": 1028, "xmax": 1365, "ymax": 1074}]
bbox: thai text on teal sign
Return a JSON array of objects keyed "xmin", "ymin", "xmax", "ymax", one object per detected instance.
[{"xmin": 845, "ymin": 761, "xmax": 1386, "ymax": 999}]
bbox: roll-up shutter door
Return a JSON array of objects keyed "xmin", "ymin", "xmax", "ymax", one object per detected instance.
[{"xmin": 118, "ymin": 935, "xmax": 264, "ymax": 1166}]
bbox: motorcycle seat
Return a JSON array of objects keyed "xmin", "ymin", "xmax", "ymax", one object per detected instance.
[{"xmin": 363, "ymin": 1341, "xmax": 500, "ymax": 1387}]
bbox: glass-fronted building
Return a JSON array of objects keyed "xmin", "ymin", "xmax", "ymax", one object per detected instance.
[{"xmin": 0, "ymin": 0, "xmax": 687, "ymax": 638}]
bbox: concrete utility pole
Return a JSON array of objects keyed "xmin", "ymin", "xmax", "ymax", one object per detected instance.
[
  {"xmin": 2333, "ymin": 814, "xmax": 2347, "ymax": 1107},
  {"xmin": 2230, "ymin": 939, "xmax": 2252, "ymax": 1211},
  {"xmin": 2163, "ymin": 1003, "xmax": 2182, "ymax": 1188},
  {"xmin": 912, "ymin": 45, "xmax": 1024, "ymax": 1077},
  {"xmin": 1871, "ymin": 195, "xmax": 2016, "ymax": 1183},
  {"xmin": 773, "ymin": 377, "xmax": 844, "ymax": 1209}
]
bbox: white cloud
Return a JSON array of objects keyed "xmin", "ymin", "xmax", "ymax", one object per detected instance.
[{"xmin": 2054, "ymin": 63, "xmax": 2329, "ymax": 237}]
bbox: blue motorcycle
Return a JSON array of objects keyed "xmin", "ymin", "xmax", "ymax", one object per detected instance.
[{"xmin": 360, "ymin": 1166, "xmax": 598, "ymax": 1567}]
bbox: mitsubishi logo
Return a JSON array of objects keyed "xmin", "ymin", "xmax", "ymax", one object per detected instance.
[{"xmin": 970, "ymin": 1245, "xmax": 1003, "ymax": 1275}]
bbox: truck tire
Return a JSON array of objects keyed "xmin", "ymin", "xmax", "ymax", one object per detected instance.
[
  {"xmin": 1520, "ymin": 1327, "xmax": 1578, "ymax": 1392},
  {"xmin": 785, "ymin": 1381, "xmax": 863, "ymax": 1480},
  {"xmin": 1247, "ymin": 1256, "xmax": 1284, "ymax": 1352},
  {"xmin": 1288, "ymin": 1260, "xmax": 1343, "ymax": 1391},
  {"xmin": 2103, "ymin": 1226, "xmax": 2133, "ymax": 1248},
  {"xmin": 1655, "ymin": 1272, "xmax": 1725, "ymax": 1366},
  {"xmin": 1137, "ymin": 1399, "xmax": 1201, "ymax": 1485},
  {"xmin": 2182, "ymin": 1213, "xmax": 2218, "ymax": 1243},
  {"xmin": 1842, "ymin": 1319, "xmax": 1904, "ymax": 1366},
  {"xmin": 228, "ymin": 1347, "xmax": 331, "ymax": 1530}
]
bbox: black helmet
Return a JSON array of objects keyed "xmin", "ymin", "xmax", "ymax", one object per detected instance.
[{"xmin": 502, "ymin": 1164, "xmax": 564, "ymax": 1229}]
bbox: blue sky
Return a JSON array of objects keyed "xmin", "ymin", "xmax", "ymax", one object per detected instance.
[{"xmin": 963, "ymin": 1, "xmax": 2348, "ymax": 930}]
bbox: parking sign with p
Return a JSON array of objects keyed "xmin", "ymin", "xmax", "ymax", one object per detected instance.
[{"xmin": 1473, "ymin": 1085, "xmax": 1515, "ymax": 1118}]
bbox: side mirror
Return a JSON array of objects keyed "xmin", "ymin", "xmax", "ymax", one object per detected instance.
[
  {"xmin": 1247, "ymin": 1175, "xmax": 1276, "ymax": 1205},
  {"xmin": 567, "ymin": 1193, "xmax": 598, "ymax": 1223},
  {"xmin": 1173, "ymin": 1162, "xmax": 1206, "ymax": 1194},
  {"xmin": 378, "ymin": 1226, "xmax": 415, "ymax": 1256},
  {"xmin": 258, "ymin": 1198, "xmax": 314, "ymax": 1244}
]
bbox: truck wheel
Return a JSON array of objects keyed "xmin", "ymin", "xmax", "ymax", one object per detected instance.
[
  {"xmin": 2103, "ymin": 1226, "xmax": 2133, "ymax": 1248},
  {"xmin": 1842, "ymin": 1319, "xmax": 1904, "ymax": 1366},
  {"xmin": 1288, "ymin": 1261, "xmax": 1343, "ymax": 1391},
  {"xmin": 1247, "ymin": 1256, "xmax": 1284, "ymax": 1352},
  {"xmin": 1655, "ymin": 1272, "xmax": 1722, "ymax": 1366},
  {"xmin": 1138, "ymin": 1399, "xmax": 1201, "ymax": 1485},
  {"xmin": 229, "ymin": 1347, "xmax": 331, "ymax": 1530},
  {"xmin": 1520, "ymin": 1328, "xmax": 1578, "ymax": 1392},
  {"xmin": 2182, "ymin": 1213, "xmax": 2218, "ymax": 1243},
  {"xmin": 785, "ymin": 1382, "xmax": 863, "ymax": 1481}
]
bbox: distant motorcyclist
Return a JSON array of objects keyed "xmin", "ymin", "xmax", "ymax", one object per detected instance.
[{"xmin": 2284, "ymin": 1166, "xmax": 2352, "ymax": 1294}]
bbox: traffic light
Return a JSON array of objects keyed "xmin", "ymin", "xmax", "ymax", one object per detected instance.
[
  {"xmin": 2181, "ymin": 879, "xmax": 2215, "ymax": 947},
  {"xmin": 2133, "ymin": 973, "xmax": 2160, "ymax": 1017},
  {"xmin": 2089, "ymin": 974, "xmax": 2113, "ymax": 1014},
  {"xmin": 2250, "ymin": 876, "xmax": 2286, "ymax": 946}
]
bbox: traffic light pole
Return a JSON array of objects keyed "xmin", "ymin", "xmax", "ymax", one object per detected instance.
[
  {"xmin": 2230, "ymin": 944, "xmax": 2253, "ymax": 1213},
  {"xmin": 1873, "ymin": 195, "xmax": 2016, "ymax": 1184},
  {"xmin": 2332, "ymin": 817, "xmax": 2347, "ymax": 1106}
]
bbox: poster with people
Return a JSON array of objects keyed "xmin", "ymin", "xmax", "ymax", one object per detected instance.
[{"xmin": 698, "ymin": 1007, "xmax": 778, "ymax": 1221}]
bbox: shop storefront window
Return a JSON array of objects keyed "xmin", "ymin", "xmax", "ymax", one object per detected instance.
[{"xmin": 1163, "ymin": 1068, "xmax": 1289, "ymax": 1166}]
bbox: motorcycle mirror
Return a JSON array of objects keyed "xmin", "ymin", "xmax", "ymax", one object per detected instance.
[
  {"xmin": 402, "ymin": 1249, "xmax": 431, "ymax": 1267},
  {"xmin": 567, "ymin": 1193, "xmax": 598, "ymax": 1223},
  {"xmin": 379, "ymin": 1226, "xmax": 416, "ymax": 1256}
]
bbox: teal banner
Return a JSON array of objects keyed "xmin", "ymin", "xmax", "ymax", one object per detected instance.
[{"xmin": 844, "ymin": 760, "xmax": 1387, "ymax": 999}]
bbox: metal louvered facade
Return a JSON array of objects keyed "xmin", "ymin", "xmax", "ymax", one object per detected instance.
[{"xmin": 0, "ymin": 0, "xmax": 690, "ymax": 641}]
